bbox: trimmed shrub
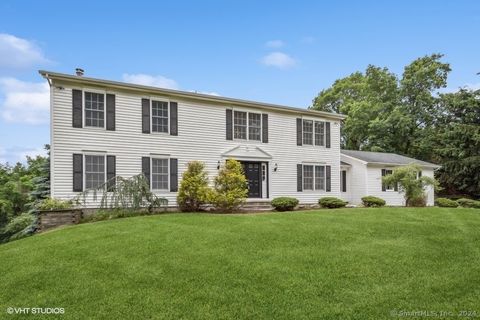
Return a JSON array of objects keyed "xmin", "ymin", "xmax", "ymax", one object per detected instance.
[
  {"xmin": 361, "ymin": 196, "xmax": 386, "ymax": 207},
  {"xmin": 209, "ymin": 159, "xmax": 248, "ymax": 212},
  {"xmin": 38, "ymin": 197, "xmax": 73, "ymax": 211},
  {"xmin": 435, "ymin": 198, "xmax": 458, "ymax": 208},
  {"xmin": 271, "ymin": 197, "xmax": 299, "ymax": 212},
  {"xmin": 319, "ymin": 197, "xmax": 347, "ymax": 209},
  {"xmin": 456, "ymin": 198, "xmax": 480, "ymax": 208},
  {"xmin": 177, "ymin": 161, "xmax": 211, "ymax": 212}
]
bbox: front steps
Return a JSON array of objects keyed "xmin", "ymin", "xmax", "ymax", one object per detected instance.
[{"xmin": 240, "ymin": 200, "xmax": 273, "ymax": 212}]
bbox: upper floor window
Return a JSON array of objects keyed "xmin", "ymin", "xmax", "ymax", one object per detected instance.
[
  {"xmin": 85, "ymin": 155, "xmax": 105, "ymax": 189},
  {"xmin": 315, "ymin": 121, "xmax": 325, "ymax": 146},
  {"xmin": 248, "ymin": 113, "xmax": 262, "ymax": 141},
  {"xmin": 152, "ymin": 100, "xmax": 169, "ymax": 133},
  {"xmin": 303, "ymin": 120, "xmax": 313, "ymax": 145},
  {"xmin": 303, "ymin": 119, "xmax": 326, "ymax": 146},
  {"xmin": 85, "ymin": 92, "xmax": 105, "ymax": 128},
  {"xmin": 234, "ymin": 111, "xmax": 247, "ymax": 139},
  {"xmin": 303, "ymin": 165, "xmax": 325, "ymax": 191},
  {"xmin": 151, "ymin": 158, "xmax": 169, "ymax": 190}
]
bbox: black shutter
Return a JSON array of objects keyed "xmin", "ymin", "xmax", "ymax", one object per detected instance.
[
  {"xmin": 325, "ymin": 122, "xmax": 331, "ymax": 148},
  {"xmin": 170, "ymin": 158, "xmax": 178, "ymax": 192},
  {"xmin": 381, "ymin": 169, "xmax": 386, "ymax": 191},
  {"xmin": 106, "ymin": 94, "xmax": 115, "ymax": 131},
  {"xmin": 262, "ymin": 114, "xmax": 268, "ymax": 143},
  {"xmin": 142, "ymin": 98, "xmax": 150, "ymax": 133},
  {"xmin": 296, "ymin": 118, "xmax": 302, "ymax": 146},
  {"xmin": 418, "ymin": 170, "xmax": 422, "ymax": 178},
  {"xmin": 72, "ymin": 89, "xmax": 82, "ymax": 128},
  {"xmin": 106, "ymin": 155, "xmax": 116, "ymax": 191},
  {"xmin": 226, "ymin": 109, "xmax": 233, "ymax": 140},
  {"xmin": 297, "ymin": 164, "xmax": 303, "ymax": 192},
  {"xmin": 341, "ymin": 170, "xmax": 347, "ymax": 192},
  {"xmin": 394, "ymin": 181, "xmax": 399, "ymax": 191},
  {"xmin": 326, "ymin": 165, "xmax": 331, "ymax": 192},
  {"xmin": 142, "ymin": 157, "xmax": 150, "ymax": 189},
  {"xmin": 73, "ymin": 154, "xmax": 83, "ymax": 192},
  {"xmin": 170, "ymin": 102, "xmax": 178, "ymax": 136}
]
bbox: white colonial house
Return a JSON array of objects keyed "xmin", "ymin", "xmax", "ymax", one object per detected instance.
[
  {"xmin": 340, "ymin": 150, "xmax": 440, "ymax": 206},
  {"xmin": 40, "ymin": 70, "xmax": 439, "ymax": 208},
  {"xmin": 40, "ymin": 70, "xmax": 345, "ymax": 208}
]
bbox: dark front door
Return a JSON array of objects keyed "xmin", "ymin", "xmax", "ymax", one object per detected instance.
[{"xmin": 242, "ymin": 162, "xmax": 262, "ymax": 198}]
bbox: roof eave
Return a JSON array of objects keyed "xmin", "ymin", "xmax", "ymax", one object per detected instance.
[{"xmin": 39, "ymin": 70, "xmax": 347, "ymax": 120}]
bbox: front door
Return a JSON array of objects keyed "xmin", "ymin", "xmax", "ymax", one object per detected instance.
[{"xmin": 242, "ymin": 162, "xmax": 262, "ymax": 198}]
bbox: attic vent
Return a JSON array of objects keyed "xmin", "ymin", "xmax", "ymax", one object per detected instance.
[{"xmin": 75, "ymin": 68, "xmax": 84, "ymax": 76}]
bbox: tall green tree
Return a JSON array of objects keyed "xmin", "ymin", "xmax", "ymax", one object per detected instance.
[{"xmin": 433, "ymin": 89, "xmax": 480, "ymax": 197}]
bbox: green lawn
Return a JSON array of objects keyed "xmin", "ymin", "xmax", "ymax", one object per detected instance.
[{"xmin": 1, "ymin": 208, "xmax": 479, "ymax": 319}]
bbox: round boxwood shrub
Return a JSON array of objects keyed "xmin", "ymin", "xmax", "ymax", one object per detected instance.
[
  {"xmin": 271, "ymin": 197, "xmax": 299, "ymax": 211},
  {"xmin": 319, "ymin": 197, "xmax": 347, "ymax": 209},
  {"xmin": 456, "ymin": 198, "xmax": 480, "ymax": 208},
  {"xmin": 435, "ymin": 198, "xmax": 458, "ymax": 208},
  {"xmin": 361, "ymin": 196, "xmax": 386, "ymax": 207}
]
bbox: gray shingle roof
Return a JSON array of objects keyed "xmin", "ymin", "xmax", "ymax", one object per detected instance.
[{"xmin": 341, "ymin": 150, "xmax": 440, "ymax": 168}]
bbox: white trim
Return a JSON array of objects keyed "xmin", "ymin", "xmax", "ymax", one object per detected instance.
[
  {"xmin": 301, "ymin": 118, "xmax": 327, "ymax": 148},
  {"xmin": 150, "ymin": 97, "xmax": 170, "ymax": 135},
  {"xmin": 150, "ymin": 156, "xmax": 170, "ymax": 191},
  {"xmin": 50, "ymin": 85, "xmax": 55, "ymax": 197},
  {"xmin": 83, "ymin": 153, "xmax": 107, "ymax": 191},
  {"xmin": 231, "ymin": 108, "xmax": 263, "ymax": 142},
  {"xmin": 82, "ymin": 89, "xmax": 107, "ymax": 130},
  {"xmin": 341, "ymin": 154, "xmax": 369, "ymax": 165},
  {"xmin": 302, "ymin": 164, "xmax": 326, "ymax": 192}
]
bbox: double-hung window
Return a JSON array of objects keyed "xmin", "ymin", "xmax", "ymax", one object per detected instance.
[
  {"xmin": 85, "ymin": 155, "xmax": 105, "ymax": 189},
  {"xmin": 233, "ymin": 111, "xmax": 262, "ymax": 141},
  {"xmin": 303, "ymin": 119, "xmax": 326, "ymax": 146},
  {"xmin": 248, "ymin": 113, "xmax": 262, "ymax": 141},
  {"xmin": 84, "ymin": 92, "xmax": 105, "ymax": 128},
  {"xmin": 303, "ymin": 165, "xmax": 326, "ymax": 191},
  {"xmin": 314, "ymin": 121, "xmax": 325, "ymax": 146},
  {"xmin": 152, "ymin": 100, "xmax": 169, "ymax": 133},
  {"xmin": 303, "ymin": 120, "xmax": 313, "ymax": 145},
  {"xmin": 151, "ymin": 158, "xmax": 169, "ymax": 190},
  {"xmin": 234, "ymin": 111, "xmax": 247, "ymax": 139}
]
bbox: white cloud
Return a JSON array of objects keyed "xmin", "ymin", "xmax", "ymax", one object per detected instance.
[
  {"xmin": 122, "ymin": 73, "xmax": 179, "ymax": 89},
  {"xmin": 0, "ymin": 78, "xmax": 50, "ymax": 124},
  {"xmin": 261, "ymin": 52, "xmax": 297, "ymax": 69},
  {"xmin": 265, "ymin": 40, "xmax": 285, "ymax": 48},
  {"xmin": 0, "ymin": 145, "xmax": 47, "ymax": 164},
  {"xmin": 0, "ymin": 33, "xmax": 49, "ymax": 69}
]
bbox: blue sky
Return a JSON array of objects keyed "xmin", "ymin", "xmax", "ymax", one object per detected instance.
[{"xmin": 0, "ymin": 0, "xmax": 479, "ymax": 163}]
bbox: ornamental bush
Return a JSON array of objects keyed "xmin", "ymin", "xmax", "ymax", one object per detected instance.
[
  {"xmin": 456, "ymin": 198, "xmax": 480, "ymax": 208},
  {"xmin": 209, "ymin": 159, "xmax": 248, "ymax": 212},
  {"xmin": 38, "ymin": 197, "xmax": 73, "ymax": 211},
  {"xmin": 435, "ymin": 198, "xmax": 458, "ymax": 208},
  {"xmin": 319, "ymin": 197, "xmax": 347, "ymax": 209},
  {"xmin": 271, "ymin": 197, "xmax": 299, "ymax": 211},
  {"xmin": 177, "ymin": 161, "xmax": 211, "ymax": 212},
  {"xmin": 361, "ymin": 196, "xmax": 386, "ymax": 207}
]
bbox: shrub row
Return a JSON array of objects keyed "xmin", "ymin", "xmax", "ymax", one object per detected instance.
[{"xmin": 436, "ymin": 197, "xmax": 480, "ymax": 208}]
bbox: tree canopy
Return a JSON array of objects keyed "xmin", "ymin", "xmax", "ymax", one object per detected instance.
[{"xmin": 311, "ymin": 54, "xmax": 479, "ymax": 197}]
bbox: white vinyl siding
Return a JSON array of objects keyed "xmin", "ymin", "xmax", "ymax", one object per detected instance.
[
  {"xmin": 50, "ymin": 82, "xmax": 342, "ymax": 207},
  {"xmin": 85, "ymin": 155, "xmax": 105, "ymax": 189},
  {"xmin": 151, "ymin": 158, "xmax": 169, "ymax": 190},
  {"xmin": 151, "ymin": 100, "xmax": 169, "ymax": 133},
  {"xmin": 84, "ymin": 92, "xmax": 105, "ymax": 128}
]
